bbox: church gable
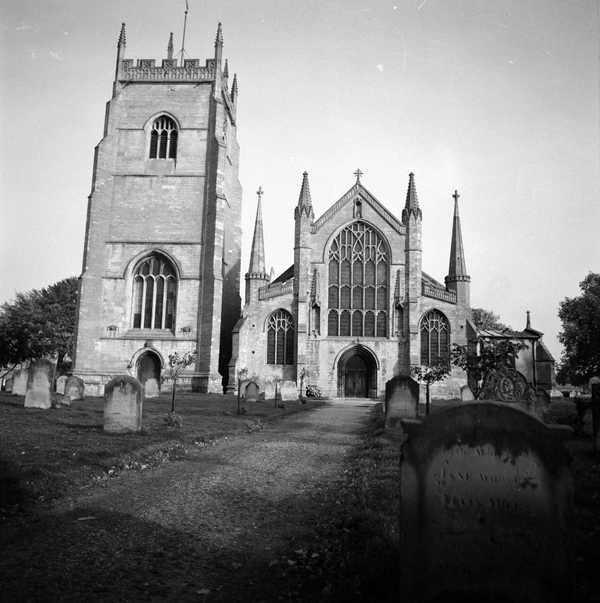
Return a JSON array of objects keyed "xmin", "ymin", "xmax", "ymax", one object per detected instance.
[{"xmin": 312, "ymin": 182, "xmax": 405, "ymax": 236}]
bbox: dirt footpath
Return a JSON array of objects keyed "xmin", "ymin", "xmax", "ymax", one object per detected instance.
[{"xmin": 2, "ymin": 400, "xmax": 384, "ymax": 602}]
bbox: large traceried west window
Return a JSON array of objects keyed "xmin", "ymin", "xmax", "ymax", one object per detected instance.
[
  {"xmin": 149, "ymin": 115, "xmax": 178, "ymax": 159},
  {"xmin": 328, "ymin": 221, "xmax": 388, "ymax": 337},
  {"xmin": 132, "ymin": 254, "xmax": 177, "ymax": 330},
  {"xmin": 267, "ymin": 310, "xmax": 295, "ymax": 364},
  {"xmin": 420, "ymin": 310, "xmax": 450, "ymax": 366}
]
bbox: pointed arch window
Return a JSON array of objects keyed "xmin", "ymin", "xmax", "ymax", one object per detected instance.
[
  {"xmin": 132, "ymin": 254, "xmax": 177, "ymax": 330},
  {"xmin": 149, "ymin": 115, "xmax": 178, "ymax": 159},
  {"xmin": 327, "ymin": 221, "xmax": 388, "ymax": 337},
  {"xmin": 267, "ymin": 310, "xmax": 294, "ymax": 364},
  {"xmin": 420, "ymin": 310, "xmax": 450, "ymax": 366}
]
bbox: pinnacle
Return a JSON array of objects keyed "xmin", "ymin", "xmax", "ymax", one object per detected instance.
[
  {"xmin": 167, "ymin": 32, "xmax": 174, "ymax": 59},
  {"xmin": 118, "ymin": 23, "xmax": 126, "ymax": 47},
  {"xmin": 405, "ymin": 172, "xmax": 418, "ymax": 210},
  {"xmin": 231, "ymin": 73, "xmax": 238, "ymax": 97},
  {"xmin": 215, "ymin": 22, "xmax": 223, "ymax": 46},
  {"xmin": 298, "ymin": 171, "xmax": 312, "ymax": 208},
  {"xmin": 223, "ymin": 58, "xmax": 229, "ymax": 79}
]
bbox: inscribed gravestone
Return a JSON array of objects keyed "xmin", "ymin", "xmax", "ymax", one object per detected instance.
[
  {"xmin": 103, "ymin": 375, "xmax": 143, "ymax": 433},
  {"xmin": 280, "ymin": 380, "xmax": 298, "ymax": 401},
  {"xmin": 65, "ymin": 376, "xmax": 85, "ymax": 401},
  {"xmin": 263, "ymin": 381, "xmax": 275, "ymax": 400},
  {"xmin": 244, "ymin": 381, "xmax": 259, "ymax": 402},
  {"xmin": 56, "ymin": 375, "xmax": 67, "ymax": 395},
  {"xmin": 400, "ymin": 402, "xmax": 573, "ymax": 603},
  {"xmin": 24, "ymin": 359, "xmax": 54, "ymax": 409},
  {"xmin": 385, "ymin": 376, "xmax": 419, "ymax": 426},
  {"xmin": 144, "ymin": 378, "xmax": 160, "ymax": 398},
  {"xmin": 12, "ymin": 368, "xmax": 28, "ymax": 396}
]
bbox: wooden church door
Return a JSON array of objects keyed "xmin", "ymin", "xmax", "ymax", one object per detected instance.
[{"xmin": 344, "ymin": 355, "xmax": 368, "ymax": 397}]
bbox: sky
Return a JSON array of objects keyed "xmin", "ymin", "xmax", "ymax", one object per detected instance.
[{"xmin": 1, "ymin": 0, "xmax": 599, "ymax": 362}]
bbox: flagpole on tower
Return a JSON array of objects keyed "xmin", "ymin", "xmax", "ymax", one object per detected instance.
[{"xmin": 180, "ymin": 0, "xmax": 189, "ymax": 64}]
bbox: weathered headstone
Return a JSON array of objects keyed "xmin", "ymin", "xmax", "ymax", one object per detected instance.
[
  {"xmin": 399, "ymin": 402, "xmax": 573, "ymax": 603},
  {"xmin": 460, "ymin": 384, "xmax": 475, "ymax": 401},
  {"xmin": 280, "ymin": 380, "xmax": 298, "ymax": 401},
  {"xmin": 103, "ymin": 375, "xmax": 143, "ymax": 433},
  {"xmin": 4, "ymin": 376, "xmax": 13, "ymax": 393},
  {"xmin": 24, "ymin": 359, "xmax": 55, "ymax": 409},
  {"xmin": 385, "ymin": 376, "xmax": 419, "ymax": 426},
  {"xmin": 244, "ymin": 381, "xmax": 260, "ymax": 402},
  {"xmin": 263, "ymin": 381, "xmax": 276, "ymax": 400},
  {"xmin": 56, "ymin": 375, "xmax": 67, "ymax": 395},
  {"xmin": 144, "ymin": 378, "xmax": 160, "ymax": 398},
  {"xmin": 12, "ymin": 368, "xmax": 28, "ymax": 396},
  {"xmin": 65, "ymin": 376, "xmax": 85, "ymax": 401}
]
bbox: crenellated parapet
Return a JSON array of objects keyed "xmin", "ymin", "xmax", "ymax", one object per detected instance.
[{"xmin": 119, "ymin": 58, "xmax": 215, "ymax": 82}]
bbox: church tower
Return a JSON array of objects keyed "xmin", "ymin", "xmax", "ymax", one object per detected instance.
[{"xmin": 73, "ymin": 23, "xmax": 242, "ymax": 394}]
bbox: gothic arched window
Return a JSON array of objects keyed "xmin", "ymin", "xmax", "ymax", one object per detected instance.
[
  {"xmin": 328, "ymin": 222, "xmax": 388, "ymax": 337},
  {"xmin": 420, "ymin": 310, "xmax": 450, "ymax": 366},
  {"xmin": 149, "ymin": 115, "xmax": 178, "ymax": 159},
  {"xmin": 267, "ymin": 310, "xmax": 294, "ymax": 364},
  {"xmin": 132, "ymin": 254, "xmax": 177, "ymax": 330}
]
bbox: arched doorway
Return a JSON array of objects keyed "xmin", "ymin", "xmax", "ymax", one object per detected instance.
[
  {"xmin": 337, "ymin": 346, "xmax": 378, "ymax": 398},
  {"xmin": 136, "ymin": 351, "xmax": 161, "ymax": 398}
]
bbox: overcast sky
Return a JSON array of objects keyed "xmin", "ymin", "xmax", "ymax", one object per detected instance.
[{"xmin": 1, "ymin": 0, "xmax": 599, "ymax": 361}]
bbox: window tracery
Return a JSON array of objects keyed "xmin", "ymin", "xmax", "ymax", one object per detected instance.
[
  {"xmin": 267, "ymin": 310, "xmax": 294, "ymax": 364},
  {"xmin": 149, "ymin": 115, "xmax": 178, "ymax": 159},
  {"xmin": 420, "ymin": 310, "xmax": 450, "ymax": 366}
]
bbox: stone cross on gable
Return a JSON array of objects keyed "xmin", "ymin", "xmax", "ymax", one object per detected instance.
[
  {"xmin": 354, "ymin": 168, "xmax": 363, "ymax": 183},
  {"xmin": 453, "ymin": 190, "xmax": 460, "ymax": 202}
]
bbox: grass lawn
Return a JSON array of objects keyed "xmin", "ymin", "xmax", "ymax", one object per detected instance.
[{"xmin": 0, "ymin": 391, "xmax": 323, "ymax": 511}]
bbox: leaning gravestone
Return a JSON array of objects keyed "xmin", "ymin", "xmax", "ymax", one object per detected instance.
[
  {"xmin": 65, "ymin": 376, "xmax": 85, "ymax": 401},
  {"xmin": 103, "ymin": 375, "xmax": 143, "ymax": 433},
  {"xmin": 55, "ymin": 375, "xmax": 67, "ymax": 395},
  {"xmin": 24, "ymin": 359, "xmax": 55, "ymax": 409},
  {"xmin": 385, "ymin": 376, "xmax": 419, "ymax": 426},
  {"xmin": 12, "ymin": 368, "xmax": 28, "ymax": 396},
  {"xmin": 280, "ymin": 380, "xmax": 298, "ymax": 401},
  {"xmin": 399, "ymin": 402, "xmax": 573, "ymax": 603},
  {"xmin": 263, "ymin": 381, "xmax": 276, "ymax": 400}
]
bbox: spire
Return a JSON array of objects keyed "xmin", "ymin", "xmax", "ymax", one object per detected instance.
[
  {"xmin": 167, "ymin": 32, "xmax": 174, "ymax": 60},
  {"xmin": 117, "ymin": 23, "xmax": 126, "ymax": 48},
  {"xmin": 402, "ymin": 172, "xmax": 422, "ymax": 222},
  {"xmin": 447, "ymin": 190, "xmax": 469, "ymax": 279},
  {"xmin": 248, "ymin": 187, "xmax": 267, "ymax": 275},
  {"xmin": 215, "ymin": 22, "xmax": 223, "ymax": 47},
  {"xmin": 231, "ymin": 73, "xmax": 238, "ymax": 102},
  {"xmin": 298, "ymin": 171, "xmax": 312, "ymax": 208}
]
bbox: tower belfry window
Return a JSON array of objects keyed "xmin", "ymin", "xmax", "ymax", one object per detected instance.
[{"xmin": 149, "ymin": 115, "xmax": 178, "ymax": 159}]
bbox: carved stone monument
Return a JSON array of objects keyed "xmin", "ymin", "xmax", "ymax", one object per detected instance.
[
  {"xmin": 103, "ymin": 375, "xmax": 143, "ymax": 433},
  {"xmin": 279, "ymin": 380, "xmax": 298, "ymax": 401},
  {"xmin": 65, "ymin": 376, "xmax": 85, "ymax": 401},
  {"xmin": 399, "ymin": 402, "xmax": 573, "ymax": 603},
  {"xmin": 479, "ymin": 367, "xmax": 536, "ymax": 403},
  {"xmin": 263, "ymin": 381, "xmax": 276, "ymax": 400},
  {"xmin": 55, "ymin": 375, "xmax": 67, "ymax": 395},
  {"xmin": 385, "ymin": 376, "xmax": 419, "ymax": 426},
  {"xmin": 24, "ymin": 359, "xmax": 55, "ymax": 409}
]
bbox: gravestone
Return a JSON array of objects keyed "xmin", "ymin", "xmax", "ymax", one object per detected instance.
[
  {"xmin": 280, "ymin": 380, "xmax": 298, "ymax": 401},
  {"xmin": 263, "ymin": 381, "xmax": 276, "ymax": 400},
  {"xmin": 4, "ymin": 377, "xmax": 13, "ymax": 393},
  {"xmin": 385, "ymin": 376, "xmax": 419, "ymax": 426},
  {"xmin": 399, "ymin": 402, "xmax": 573, "ymax": 603},
  {"xmin": 244, "ymin": 381, "xmax": 260, "ymax": 402},
  {"xmin": 103, "ymin": 375, "xmax": 143, "ymax": 433},
  {"xmin": 24, "ymin": 359, "xmax": 54, "ymax": 409},
  {"xmin": 56, "ymin": 375, "xmax": 67, "ymax": 395},
  {"xmin": 65, "ymin": 376, "xmax": 85, "ymax": 401},
  {"xmin": 480, "ymin": 367, "xmax": 536, "ymax": 403},
  {"xmin": 12, "ymin": 368, "xmax": 28, "ymax": 396},
  {"xmin": 460, "ymin": 384, "xmax": 475, "ymax": 401},
  {"xmin": 144, "ymin": 378, "xmax": 160, "ymax": 398}
]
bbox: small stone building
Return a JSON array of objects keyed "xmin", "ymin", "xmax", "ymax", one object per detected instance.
[{"xmin": 229, "ymin": 172, "xmax": 473, "ymax": 399}]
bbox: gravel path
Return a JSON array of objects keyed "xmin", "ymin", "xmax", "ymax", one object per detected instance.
[{"xmin": 1, "ymin": 400, "xmax": 375, "ymax": 602}]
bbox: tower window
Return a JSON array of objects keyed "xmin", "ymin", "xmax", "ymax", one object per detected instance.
[
  {"xmin": 149, "ymin": 115, "xmax": 178, "ymax": 159},
  {"xmin": 420, "ymin": 310, "xmax": 450, "ymax": 366},
  {"xmin": 132, "ymin": 253, "xmax": 177, "ymax": 330},
  {"xmin": 327, "ymin": 221, "xmax": 389, "ymax": 337},
  {"xmin": 266, "ymin": 310, "xmax": 294, "ymax": 364}
]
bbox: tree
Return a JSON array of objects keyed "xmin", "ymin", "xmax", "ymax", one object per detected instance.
[
  {"xmin": 163, "ymin": 350, "xmax": 197, "ymax": 412},
  {"xmin": 0, "ymin": 277, "xmax": 78, "ymax": 378},
  {"xmin": 411, "ymin": 364, "xmax": 450, "ymax": 415},
  {"xmin": 557, "ymin": 272, "xmax": 600, "ymax": 385},
  {"xmin": 451, "ymin": 339, "xmax": 525, "ymax": 399},
  {"xmin": 471, "ymin": 307, "xmax": 511, "ymax": 331}
]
